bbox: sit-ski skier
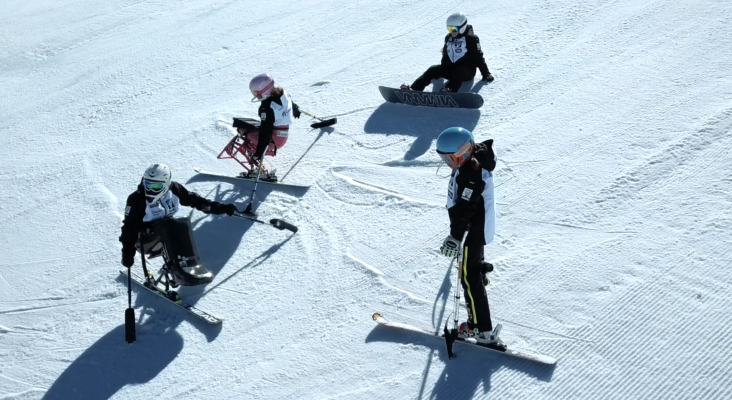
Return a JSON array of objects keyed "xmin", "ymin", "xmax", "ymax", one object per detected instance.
[
  {"xmin": 436, "ymin": 127, "xmax": 505, "ymax": 350},
  {"xmin": 401, "ymin": 12, "xmax": 494, "ymax": 93},
  {"xmin": 119, "ymin": 164, "xmax": 238, "ymax": 287},
  {"xmin": 246, "ymin": 73, "xmax": 302, "ymax": 179}
]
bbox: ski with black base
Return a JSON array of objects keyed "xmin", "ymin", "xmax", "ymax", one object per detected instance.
[
  {"xmin": 372, "ymin": 313, "xmax": 555, "ymax": 365},
  {"xmin": 120, "ymin": 269, "xmax": 222, "ymax": 325},
  {"xmin": 193, "ymin": 167, "xmax": 309, "ymax": 189}
]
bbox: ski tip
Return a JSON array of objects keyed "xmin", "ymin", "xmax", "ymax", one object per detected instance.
[{"xmin": 372, "ymin": 313, "xmax": 383, "ymax": 321}]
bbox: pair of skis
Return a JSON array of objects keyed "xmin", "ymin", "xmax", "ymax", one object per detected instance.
[
  {"xmin": 372, "ymin": 229, "xmax": 555, "ymax": 365},
  {"xmin": 372, "ymin": 313, "xmax": 556, "ymax": 365}
]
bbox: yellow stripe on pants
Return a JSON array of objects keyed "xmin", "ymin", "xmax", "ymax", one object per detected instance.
[{"xmin": 461, "ymin": 246, "xmax": 478, "ymax": 325}]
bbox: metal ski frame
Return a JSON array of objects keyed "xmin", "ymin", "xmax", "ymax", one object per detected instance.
[
  {"xmin": 138, "ymin": 233, "xmax": 180, "ymax": 300},
  {"xmin": 217, "ymin": 118, "xmax": 281, "ymax": 177}
]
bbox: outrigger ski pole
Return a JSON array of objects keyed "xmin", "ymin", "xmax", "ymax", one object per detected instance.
[
  {"xmin": 299, "ymin": 109, "xmax": 337, "ymax": 129},
  {"xmin": 242, "ymin": 161, "xmax": 263, "ymax": 215},
  {"xmin": 231, "ymin": 209, "xmax": 298, "ymax": 233},
  {"xmin": 443, "ymin": 228, "xmax": 470, "ymax": 359}
]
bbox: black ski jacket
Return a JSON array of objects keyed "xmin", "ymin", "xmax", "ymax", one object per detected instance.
[
  {"xmin": 440, "ymin": 25, "xmax": 490, "ymax": 78},
  {"xmin": 119, "ymin": 182, "xmax": 226, "ymax": 260},
  {"xmin": 255, "ymin": 89, "xmax": 301, "ymax": 159},
  {"xmin": 447, "ymin": 139, "xmax": 497, "ymax": 242}
]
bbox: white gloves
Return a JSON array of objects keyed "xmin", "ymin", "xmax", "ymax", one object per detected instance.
[{"xmin": 440, "ymin": 236, "xmax": 460, "ymax": 258}]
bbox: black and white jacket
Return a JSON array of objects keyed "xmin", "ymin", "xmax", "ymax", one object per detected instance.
[
  {"xmin": 119, "ymin": 182, "xmax": 225, "ymax": 259},
  {"xmin": 446, "ymin": 139, "xmax": 497, "ymax": 244},
  {"xmin": 440, "ymin": 25, "xmax": 490, "ymax": 77}
]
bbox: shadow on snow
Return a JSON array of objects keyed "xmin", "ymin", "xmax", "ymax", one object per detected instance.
[
  {"xmin": 42, "ymin": 184, "xmax": 296, "ymax": 399},
  {"xmin": 364, "ymin": 79, "xmax": 482, "ymax": 161}
]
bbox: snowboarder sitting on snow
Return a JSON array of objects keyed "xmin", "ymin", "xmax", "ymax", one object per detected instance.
[
  {"xmin": 436, "ymin": 127, "xmax": 505, "ymax": 350},
  {"xmin": 119, "ymin": 164, "xmax": 238, "ymax": 286},
  {"xmin": 246, "ymin": 73, "xmax": 302, "ymax": 178},
  {"xmin": 401, "ymin": 13, "xmax": 494, "ymax": 93}
]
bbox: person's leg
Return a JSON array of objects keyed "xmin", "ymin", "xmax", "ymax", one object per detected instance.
[
  {"xmin": 411, "ymin": 65, "xmax": 446, "ymax": 91},
  {"xmin": 460, "ymin": 234, "xmax": 493, "ymax": 333},
  {"xmin": 152, "ymin": 217, "xmax": 212, "ymax": 285},
  {"xmin": 444, "ymin": 65, "xmax": 477, "ymax": 92}
]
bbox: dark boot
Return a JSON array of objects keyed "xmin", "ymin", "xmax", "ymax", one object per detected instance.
[{"xmin": 481, "ymin": 261, "xmax": 493, "ymax": 286}]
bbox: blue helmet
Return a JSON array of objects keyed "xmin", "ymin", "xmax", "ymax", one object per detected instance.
[{"xmin": 436, "ymin": 127, "xmax": 475, "ymax": 169}]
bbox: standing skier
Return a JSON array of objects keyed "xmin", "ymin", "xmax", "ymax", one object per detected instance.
[
  {"xmin": 119, "ymin": 164, "xmax": 238, "ymax": 286},
  {"xmin": 247, "ymin": 73, "xmax": 302, "ymax": 178},
  {"xmin": 401, "ymin": 12, "xmax": 494, "ymax": 93},
  {"xmin": 436, "ymin": 127, "xmax": 505, "ymax": 350}
]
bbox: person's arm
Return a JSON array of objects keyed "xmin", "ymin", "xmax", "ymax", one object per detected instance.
[
  {"xmin": 254, "ymin": 102, "xmax": 276, "ymax": 160},
  {"xmin": 447, "ymin": 168, "xmax": 484, "ymax": 240},
  {"xmin": 468, "ymin": 35, "xmax": 490, "ymax": 78},
  {"xmin": 119, "ymin": 191, "xmax": 145, "ymax": 267},
  {"xmin": 440, "ymin": 35, "xmax": 450, "ymax": 66},
  {"xmin": 171, "ymin": 182, "xmax": 236, "ymax": 215}
]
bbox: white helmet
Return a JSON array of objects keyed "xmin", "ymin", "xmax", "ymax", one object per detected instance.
[
  {"xmin": 142, "ymin": 163, "xmax": 172, "ymax": 204},
  {"xmin": 249, "ymin": 73, "xmax": 275, "ymax": 101},
  {"xmin": 446, "ymin": 12, "xmax": 468, "ymax": 35}
]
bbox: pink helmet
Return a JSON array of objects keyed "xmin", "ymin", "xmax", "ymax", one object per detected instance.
[{"xmin": 249, "ymin": 73, "xmax": 275, "ymax": 100}]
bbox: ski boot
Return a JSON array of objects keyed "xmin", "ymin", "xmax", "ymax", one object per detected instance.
[
  {"xmin": 458, "ymin": 322, "xmax": 507, "ymax": 351},
  {"xmin": 166, "ymin": 257, "xmax": 214, "ymax": 286},
  {"xmin": 260, "ymin": 168, "xmax": 278, "ymax": 182},
  {"xmin": 481, "ymin": 261, "xmax": 494, "ymax": 286},
  {"xmin": 475, "ymin": 324, "xmax": 507, "ymax": 351}
]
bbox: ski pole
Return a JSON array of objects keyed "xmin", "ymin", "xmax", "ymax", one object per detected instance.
[
  {"xmin": 231, "ymin": 210, "xmax": 299, "ymax": 233},
  {"xmin": 443, "ymin": 227, "xmax": 469, "ymax": 359},
  {"xmin": 299, "ymin": 109, "xmax": 337, "ymax": 129},
  {"xmin": 243, "ymin": 161, "xmax": 263, "ymax": 215},
  {"xmin": 125, "ymin": 240, "xmax": 140, "ymax": 344}
]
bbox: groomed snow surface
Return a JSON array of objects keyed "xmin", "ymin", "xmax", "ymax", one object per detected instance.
[{"xmin": 2, "ymin": 0, "xmax": 731, "ymax": 399}]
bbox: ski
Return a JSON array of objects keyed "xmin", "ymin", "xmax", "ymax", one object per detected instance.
[
  {"xmin": 372, "ymin": 313, "xmax": 556, "ymax": 365},
  {"xmin": 120, "ymin": 269, "xmax": 222, "ymax": 325},
  {"xmin": 193, "ymin": 167, "xmax": 310, "ymax": 189}
]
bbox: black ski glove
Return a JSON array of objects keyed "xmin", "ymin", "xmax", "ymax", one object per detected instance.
[
  {"xmin": 482, "ymin": 74, "xmax": 494, "ymax": 83},
  {"xmin": 122, "ymin": 254, "xmax": 134, "ymax": 268},
  {"xmin": 209, "ymin": 203, "xmax": 238, "ymax": 216},
  {"xmin": 222, "ymin": 204, "xmax": 238, "ymax": 216},
  {"xmin": 293, "ymin": 104, "xmax": 301, "ymax": 119}
]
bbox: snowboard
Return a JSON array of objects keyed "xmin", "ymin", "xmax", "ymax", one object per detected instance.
[
  {"xmin": 378, "ymin": 86, "xmax": 484, "ymax": 109},
  {"xmin": 372, "ymin": 313, "xmax": 556, "ymax": 365}
]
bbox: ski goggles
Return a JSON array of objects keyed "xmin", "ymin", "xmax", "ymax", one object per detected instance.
[
  {"xmin": 447, "ymin": 25, "xmax": 460, "ymax": 33},
  {"xmin": 437, "ymin": 142, "xmax": 473, "ymax": 169},
  {"xmin": 143, "ymin": 180, "xmax": 165, "ymax": 193}
]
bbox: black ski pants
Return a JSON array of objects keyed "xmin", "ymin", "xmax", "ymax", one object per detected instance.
[
  {"xmin": 411, "ymin": 64, "xmax": 476, "ymax": 92},
  {"xmin": 460, "ymin": 232, "xmax": 493, "ymax": 333},
  {"xmin": 140, "ymin": 217, "xmax": 201, "ymax": 266}
]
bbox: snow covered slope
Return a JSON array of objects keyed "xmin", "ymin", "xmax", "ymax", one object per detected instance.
[{"xmin": 1, "ymin": 0, "xmax": 731, "ymax": 399}]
